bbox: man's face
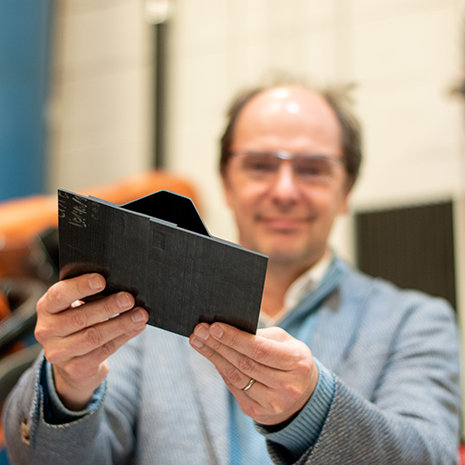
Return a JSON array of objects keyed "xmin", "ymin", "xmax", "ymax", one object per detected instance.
[{"xmin": 222, "ymin": 86, "xmax": 350, "ymax": 269}]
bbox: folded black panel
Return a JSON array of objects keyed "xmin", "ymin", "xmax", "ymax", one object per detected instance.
[{"xmin": 58, "ymin": 189, "xmax": 267, "ymax": 337}]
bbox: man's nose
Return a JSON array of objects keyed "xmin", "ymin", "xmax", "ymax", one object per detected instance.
[{"xmin": 269, "ymin": 161, "xmax": 300, "ymax": 204}]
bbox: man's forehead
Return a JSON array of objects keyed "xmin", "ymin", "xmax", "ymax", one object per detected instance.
[
  {"xmin": 234, "ymin": 85, "xmax": 341, "ymax": 145},
  {"xmin": 246, "ymin": 85, "xmax": 330, "ymax": 113}
]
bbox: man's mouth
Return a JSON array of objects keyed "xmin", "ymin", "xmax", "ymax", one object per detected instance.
[{"xmin": 255, "ymin": 215, "xmax": 313, "ymax": 230}]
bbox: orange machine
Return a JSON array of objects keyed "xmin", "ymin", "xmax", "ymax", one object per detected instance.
[{"xmin": 0, "ymin": 170, "xmax": 200, "ymax": 279}]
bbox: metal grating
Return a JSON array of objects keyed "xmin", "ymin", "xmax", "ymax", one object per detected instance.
[{"xmin": 355, "ymin": 200, "xmax": 456, "ymax": 310}]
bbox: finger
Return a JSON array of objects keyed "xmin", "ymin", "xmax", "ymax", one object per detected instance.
[
  {"xmin": 190, "ymin": 332, "xmax": 258, "ymax": 388},
  {"xmin": 190, "ymin": 327, "xmax": 287, "ymax": 389},
  {"xmin": 56, "ymin": 323, "xmax": 147, "ymax": 383},
  {"xmin": 190, "ymin": 334, "xmax": 315, "ymax": 425},
  {"xmin": 195, "ymin": 323, "xmax": 296, "ymax": 371},
  {"xmin": 38, "ymin": 274, "xmax": 106, "ymax": 315},
  {"xmin": 45, "ymin": 307, "xmax": 148, "ymax": 364},
  {"xmin": 190, "ymin": 334, "xmax": 288, "ymax": 422},
  {"xmin": 257, "ymin": 326, "xmax": 291, "ymax": 342},
  {"xmin": 51, "ymin": 292, "xmax": 136, "ymax": 336},
  {"xmin": 189, "ymin": 333, "xmax": 271, "ymax": 405}
]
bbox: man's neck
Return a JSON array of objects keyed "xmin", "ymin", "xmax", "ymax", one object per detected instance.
[
  {"xmin": 260, "ymin": 270, "xmax": 296, "ymax": 319},
  {"xmin": 260, "ymin": 255, "xmax": 322, "ymax": 319}
]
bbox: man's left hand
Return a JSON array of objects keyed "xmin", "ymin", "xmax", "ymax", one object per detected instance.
[{"xmin": 189, "ymin": 322, "xmax": 319, "ymax": 426}]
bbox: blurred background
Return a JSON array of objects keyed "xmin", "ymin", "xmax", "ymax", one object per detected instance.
[{"xmin": 0, "ymin": 0, "xmax": 465, "ymax": 449}]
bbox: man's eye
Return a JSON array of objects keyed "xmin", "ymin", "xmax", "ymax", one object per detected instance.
[
  {"xmin": 297, "ymin": 160, "xmax": 331, "ymax": 177},
  {"xmin": 299, "ymin": 165, "xmax": 321, "ymax": 176},
  {"xmin": 244, "ymin": 156, "xmax": 276, "ymax": 172}
]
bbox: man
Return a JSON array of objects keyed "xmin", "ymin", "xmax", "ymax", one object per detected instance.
[{"xmin": 2, "ymin": 83, "xmax": 461, "ymax": 464}]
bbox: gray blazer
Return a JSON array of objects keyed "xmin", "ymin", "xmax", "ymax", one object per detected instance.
[{"xmin": 2, "ymin": 258, "xmax": 461, "ymax": 464}]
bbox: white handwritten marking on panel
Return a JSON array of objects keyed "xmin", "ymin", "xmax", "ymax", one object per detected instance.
[{"xmin": 59, "ymin": 192, "xmax": 88, "ymax": 228}]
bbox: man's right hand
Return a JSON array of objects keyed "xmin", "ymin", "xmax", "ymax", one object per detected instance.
[{"xmin": 34, "ymin": 273, "xmax": 149, "ymax": 411}]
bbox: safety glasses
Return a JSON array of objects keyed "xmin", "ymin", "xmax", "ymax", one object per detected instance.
[{"xmin": 230, "ymin": 150, "xmax": 345, "ymax": 185}]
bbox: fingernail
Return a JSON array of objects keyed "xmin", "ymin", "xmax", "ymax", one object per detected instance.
[
  {"xmin": 89, "ymin": 274, "xmax": 104, "ymax": 290},
  {"xmin": 118, "ymin": 292, "xmax": 133, "ymax": 310},
  {"xmin": 190, "ymin": 336, "xmax": 204, "ymax": 349},
  {"xmin": 211, "ymin": 324, "xmax": 223, "ymax": 339},
  {"xmin": 194, "ymin": 325, "xmax": 209, "ymax": 340},
  {"xmin": 131, "ymin": 309, "xmax": 147, "ymax": 323}
]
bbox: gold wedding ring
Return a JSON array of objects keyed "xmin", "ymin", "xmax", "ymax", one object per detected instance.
[{"xmin": 242, "ymin": 378, "xmax": 256, "ymax": 392}]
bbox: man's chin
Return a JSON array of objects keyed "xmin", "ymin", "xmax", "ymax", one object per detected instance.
[
  {"xmin": 240, "ymin": 231, "xmax": 319, "ymax": 263},
  {"xmin": 256, "ymin": 243, "xmax": 314, "ymax": 264}
]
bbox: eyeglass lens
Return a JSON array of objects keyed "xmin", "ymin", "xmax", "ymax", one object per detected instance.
[{"xmin": 238, "ymin": 152, "xmax": 340, "ymax": 184}]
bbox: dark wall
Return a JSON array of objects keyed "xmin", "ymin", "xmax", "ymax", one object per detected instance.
[{"xmin": 355, "ymin": 200, "xmax": 456, "ymax": 310}]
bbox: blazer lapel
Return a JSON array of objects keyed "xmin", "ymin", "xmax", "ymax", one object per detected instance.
[
  {"xmin": 187, "ymin": 346, "xmax": 230, "ymax": 465},
  {"xmin": 310, "ymin": 277, "xmax": 373, "ymax": 373}
]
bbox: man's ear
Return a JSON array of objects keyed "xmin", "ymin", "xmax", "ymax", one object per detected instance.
[
  {"xmin": 340, "ymin": 193, "xmax": 350, "ymax": 215},
  {"xmin": 338, "ymin": 182, "xmax": 352, "ymax": 215},
  {"xmin": 339, "ymin": 174, "xmax": 355, "ymax": 214}
]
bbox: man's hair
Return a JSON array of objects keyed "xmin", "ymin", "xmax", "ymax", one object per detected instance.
[{"xmin": 219, "ymin": 82, "xmax": 363, "ymax": 188}]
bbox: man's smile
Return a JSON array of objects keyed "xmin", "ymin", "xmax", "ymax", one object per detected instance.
[{"xmin": 255, "ymin": 214, "xmax": 315, "ymax": 231}]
